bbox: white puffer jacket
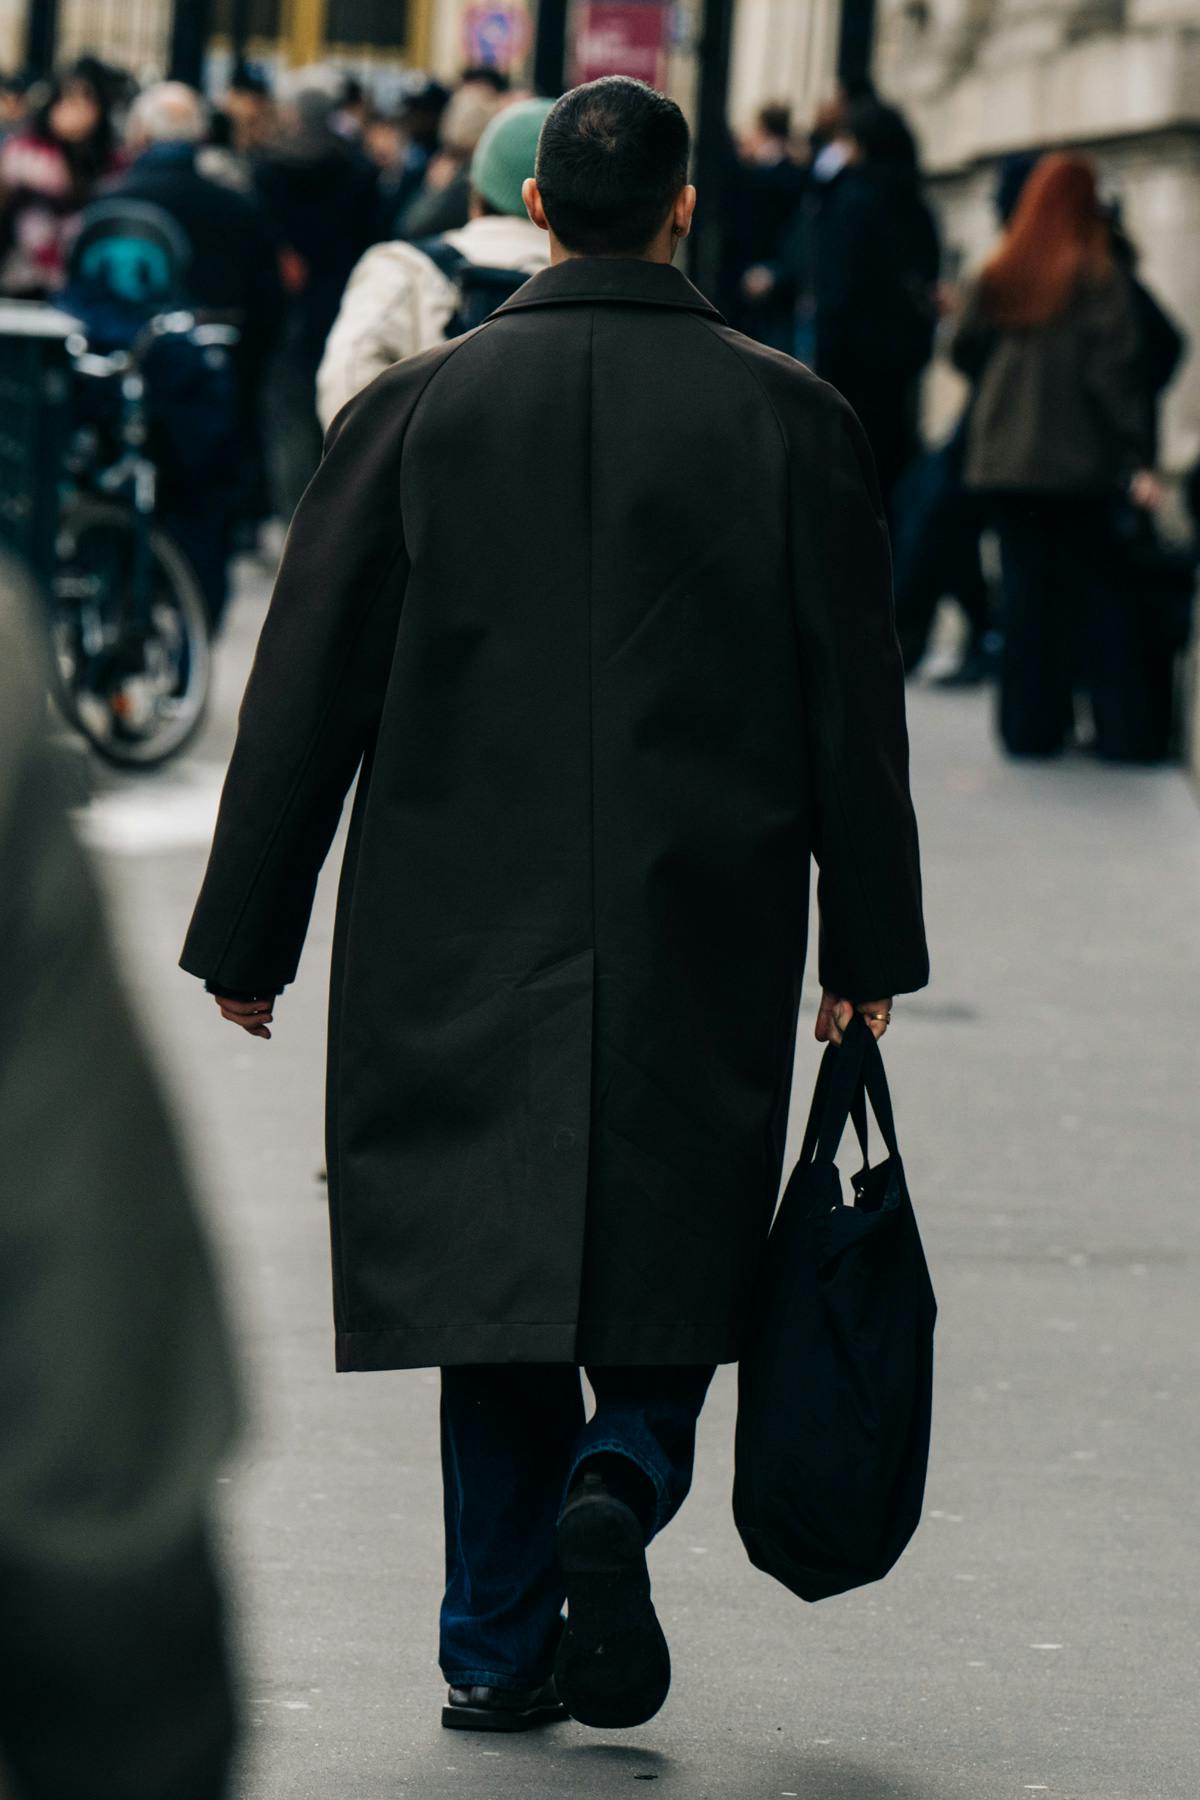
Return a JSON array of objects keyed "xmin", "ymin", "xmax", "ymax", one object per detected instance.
[{"xmin": 316, "ymin": 213, "xmax": 550, "ymax": 429}]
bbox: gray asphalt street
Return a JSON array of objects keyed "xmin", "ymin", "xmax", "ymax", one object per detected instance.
[{"xmin": 79, "ymin": 553, "xmax": 1199, "ymax": 1800}]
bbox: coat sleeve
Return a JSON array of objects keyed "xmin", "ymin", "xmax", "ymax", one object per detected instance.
[
  {"xmin": 789, "ymin": 384, "xmax": 930, "ymax": 1001},
  {"xmin": 181, "ymin": 353, "xmax": 444, "ymax": 994}
]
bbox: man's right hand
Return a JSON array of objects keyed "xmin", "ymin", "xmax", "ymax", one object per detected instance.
[
  {"xmin": 815, "ymin": 991, "xmax": 892, "ymax": 1045},
  {"xmin": 213, "ymin": 995, "xmax": 277, "ymax": 1040}
]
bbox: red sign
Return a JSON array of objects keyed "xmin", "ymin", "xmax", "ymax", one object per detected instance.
[{"xmin": 572, "ymin": 1, "xmax": 672, "ymax": 89}]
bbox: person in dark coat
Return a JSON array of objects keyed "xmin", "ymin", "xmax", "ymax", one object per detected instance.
[
  {"xmin": 808, "ymin": 98, "xmax": 940, "ymax": 511},
  {"xmin": 182, "ymin": 77, "xmax": 928, "ymax": 1736},
  {"xmin": 114, "ymin": 84, "xmax": 282, "ymax": 381},
  {"xmin": 722, "ymin": 103, "xmax": 808, "ymax": 351},
  {"xmin": 394, "ymin": 71, "xmax": 507, "ymax": 241},
  {"xmin": 108, "ymin": 81, "xmax": 284, "ymax": 619},
  {"xmin": 952, "ymin": 153, "xmax": 1159, "ymax": 759},
  {"xmin": 379, "ymin": 73, "xmax": 450, "ymax": 225},
  {"xmin": 253, "ymin": 72, "xmax": 380, "ymax": 518},
  {"xmin": 0, "ymin": 557, "xmax": 238, "ymax": 1800}
]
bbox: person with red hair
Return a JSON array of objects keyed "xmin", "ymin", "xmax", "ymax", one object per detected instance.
[{"xmin": 952, "ymin": 152, "xmax": 1159, "ymax": 759}]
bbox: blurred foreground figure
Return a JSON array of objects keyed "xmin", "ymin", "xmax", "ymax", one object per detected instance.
[
  {"xmin": 183, "ymin": 78, "xmax": 926, "ymax": 1739},
  {"xmin": 0, "ymin": 561, "xmax": 238, "ymax": 1798},
  {"xmin": 953, "ymin": 154, "xmax": 1164, "ymax": 760}
]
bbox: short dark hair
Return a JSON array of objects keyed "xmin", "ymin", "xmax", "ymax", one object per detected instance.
[{"xmin": 535, "ymin": 77, "xmax": 690, "ymax": 255}]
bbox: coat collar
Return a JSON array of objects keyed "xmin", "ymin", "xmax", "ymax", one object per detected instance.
[{"xmin": 492, "ymin": 255, "xmax": 724, "ymax": 321}]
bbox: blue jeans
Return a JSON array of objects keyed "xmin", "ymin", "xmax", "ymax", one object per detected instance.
[{"xmin": 439, "ymin": 1363, "xmax": 715, "ymax": 1689}]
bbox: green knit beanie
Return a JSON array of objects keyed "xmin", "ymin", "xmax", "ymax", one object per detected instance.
[{"xmin": 470, "ymin": 97, "xmax": 555, "ymax": 218}]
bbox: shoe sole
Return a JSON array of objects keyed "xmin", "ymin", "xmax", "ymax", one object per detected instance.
[
  {"xmin": 554, "ymin": 1488, "xmax": 671, "ymax": 1729},
  {"xmin": 441, "ymin": 1700, "xmax": 568, "ymax": 1733}
]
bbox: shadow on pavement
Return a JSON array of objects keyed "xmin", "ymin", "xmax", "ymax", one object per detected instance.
[
  {"xmin": 560, "ymin": 1741, "xmax": 670, "ymax": 1780},
  {"xmin": 557, "ymin": 1741, "xmax": 934, "ymax": 1798},
  {"xmin": 755, "ymin": 1758, "xmax": 934, "ymax": 1800}
]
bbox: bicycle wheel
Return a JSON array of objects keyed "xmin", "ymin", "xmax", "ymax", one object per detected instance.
[{"xmin": 51, "ymin": 496, "xmax": 212, "ymax": 769}]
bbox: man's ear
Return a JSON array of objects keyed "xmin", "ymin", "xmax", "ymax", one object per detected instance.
[
  {"xmin": 673, "ymin": 184, "xmax": 698, "ymax": 240},
  {"xmin": 523, "ymin": 178, "xmax": 549, "ymax": 232}
]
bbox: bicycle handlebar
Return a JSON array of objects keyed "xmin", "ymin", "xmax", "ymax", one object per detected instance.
[{"xmin": 65, "ymin": 307, "xmax": 243, "ymax": 380}]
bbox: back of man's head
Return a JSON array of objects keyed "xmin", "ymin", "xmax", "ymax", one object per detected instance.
[
  {"xmin": 534, "ymin": 77, "xmax": 690, "ymax": 256},
  {"xmin": 127, "ymin": 81, "xmax": 208, "ymax": 149}
]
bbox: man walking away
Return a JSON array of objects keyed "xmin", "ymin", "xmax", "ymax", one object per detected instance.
[
  {"xmin": 317, "ymin": 97, "xmax": 551, "ymax": 428},
  {"xmin": 182, "ymin": 78, "xmax": 927, "ymax": 1736}
]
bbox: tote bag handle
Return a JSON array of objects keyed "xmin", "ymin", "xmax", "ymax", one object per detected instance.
[{"xmin": 798, "ymin": 1015, "xmax": 900, "ymax": 1169}]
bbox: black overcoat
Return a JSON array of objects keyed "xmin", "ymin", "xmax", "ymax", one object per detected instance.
[{"xmin": 181, "ymin": 257, "xmax": 929, "ymax": 1371}]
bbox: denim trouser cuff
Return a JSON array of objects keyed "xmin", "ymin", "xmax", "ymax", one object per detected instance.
[
  {"xmin": 442, "ymin": 1666, "xmax": 549, "ymax": 1691},
  {"xmin": 565, "ymin": 1437, "xmax": 668, "ymax": 1539}
]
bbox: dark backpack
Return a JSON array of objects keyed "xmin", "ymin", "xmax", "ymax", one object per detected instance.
[{"xmin": 414, "ymin": 236, "xmax": 531, "ymax": 337}]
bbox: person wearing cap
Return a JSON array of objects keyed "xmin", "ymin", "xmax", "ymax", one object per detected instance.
[{"xmin": 316, "ymin": 97, "xmax": 551, "ymax": 428}]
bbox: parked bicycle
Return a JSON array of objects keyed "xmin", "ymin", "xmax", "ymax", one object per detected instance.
[{"xmin": 49, "ymin": 200, "xmax": 240, "ymax": 768}]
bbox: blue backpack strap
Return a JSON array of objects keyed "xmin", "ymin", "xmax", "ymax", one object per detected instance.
[
  {"xmin": 413, "ymin": 235, "xmax": 468, "ymax": 285},
  {"xmin": 411, "ymin": 235, "xmax": 529, "ymax": 337}
]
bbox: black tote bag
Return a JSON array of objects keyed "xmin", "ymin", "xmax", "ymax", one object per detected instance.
[{"xmin": 734, "ymin": 1015, "xmax": 936, "ymax": 1602}]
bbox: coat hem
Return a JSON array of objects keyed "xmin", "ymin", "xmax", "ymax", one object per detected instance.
[{"xmin": 335, "ymin": 1319, "xmax": 742, "ymax": 1371}]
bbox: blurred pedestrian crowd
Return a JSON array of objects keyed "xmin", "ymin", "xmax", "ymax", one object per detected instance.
[
  {"xmin": 718, "ymin": 82, "xmax": 1196, "ymax": 763},
  {"xmin": 0, "ymin": 57, "xmax": 548, "ymax": 615},
  {"xmin": 0, "ymin": 52, "xmax": 1194, "ymax": 760}
]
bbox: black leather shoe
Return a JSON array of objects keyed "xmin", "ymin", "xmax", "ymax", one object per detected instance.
[
  {"xmin": 442, "ymin": 1679, "xmax": 568, "ymax": 1732},
  {"xmin": 554, "ymin": 1472, "xmax": 671, "ymax": 1729}
]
